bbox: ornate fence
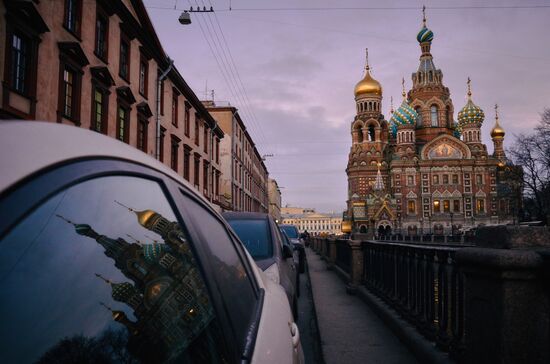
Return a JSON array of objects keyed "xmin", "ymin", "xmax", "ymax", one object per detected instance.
[
  {"xmin": 335, "ymin": 239, "xmax": 352, "ymax": 275},
  {"xmin": 362, "ymin": 241, "xmax": 464, "ymax": 354}
]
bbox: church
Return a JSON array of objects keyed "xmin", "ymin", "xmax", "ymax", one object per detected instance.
[{"xmin": 344, "ymin": 10, "xmax": 522, "ymax": 237}]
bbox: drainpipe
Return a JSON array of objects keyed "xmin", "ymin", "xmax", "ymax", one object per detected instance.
[{"xmin": 155, "ymin": 58, "xmax": 174, "ymax": 160}]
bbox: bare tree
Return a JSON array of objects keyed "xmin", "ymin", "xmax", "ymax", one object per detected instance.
[{"xmin": 508, "ymin": 108, "xmax": 550, "ymax": 223}]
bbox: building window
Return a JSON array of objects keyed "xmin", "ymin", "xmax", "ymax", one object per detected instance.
[
  {"xmin": 195, "ymin": 117, "xmax": 200, "ymax": 145},
  {"xmin": 452, "ymin": 174, "xmax": 459, "ymax": 184},
  {"xmin": 172, "ymin": 91, "xmax": 178, "ymax": 126},
  {"xmin": 203, "ymin": 126, "xmax": 209, "ymax": 153},
  {"xmin": 203, "ymin": 162, "xmax": 209, "ymax": 195},
  {"xmin": 215, "ymin": 138, "xmax": 220, "ymax": 163},
  {"xmin": 159, "ymin": 127, "xmax": 166, "ymax": 162},
  {"xmin": 476, "ymin": 174, "xmax": 483, "ymax": 185},
  {"xmin": 453, "ymin": 200, "xmax": 460, "ymax": 212},
  {"xmin": 477, "ymin": 199, "xmax": 485, "ymax": 213},
  {"xmin": 194, "ymin": 154, "xmax": 201, "ymax": 187},
  {"xmin": 407, "ymin": 175, "xmax": 414, "ymax": 185},
  {"xmin": 415, "ymin": 107, "xmax": 422, "ymax": 126},
  {"xmin": 184, "ymin": 103, "xmax": 191, "ymax": 136},
  {"xmin": 64, "ymin": 0, "xmax": 82, "ymax": 36},
  {"xmin": 119, "ymin": 36, "xmax": 130, "ymax": 81},
  {"xmin": 183, "ymin": 146, "xmax": 191, "ymax": 181},
  {"xmin": 94, "ymin": 11, "xmax": 108, "ymax": 61},
  {"xmin": 139, "ymin": 56, "xmax": 148, "ymax": 97},
  {"xmin": 170, "ymin": 137, "xmax": 179, "ymax": 172},
  {"xmin": 431, "ymin": 105, "xmax": 439, "ymax": 126},
  {"xmin": 9, "ymin": 32, "xmax": 30, "ymax": 94},
  {"xmin": 91, "ymin": 84, "xmax": 108, "ymax": 133},
  {"xmin": 137, "ymin": 117, "xmax": 148, "ymax": 152},
  {"xmin": 61, "ymin": 66, "xmax": 76, "ymax": 119},
  {"xmin": 443, "ymin": 174, "xmax": 449, "ymax": 184},
  {"xmin": 408, "ymin": 200, "xmax": 416, "ymax": 214},
  {"xmin": 433, "ymin": 175, "xmax": 439, "ymax": 184},
  {"xmin": 116, "ymin": 105, "xmax": 129, "ymax": 143},
  {"xmin": 443, "ymin": 200, "xmax": 450, "ymax": 213},
  {"xmin": 433, "ymin": 200, "xmax": 440, "ymax": 213}
]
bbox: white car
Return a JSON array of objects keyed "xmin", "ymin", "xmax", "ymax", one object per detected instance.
[{"xmin": 0, "ymin": 121, "xmax": 303, "ymax": 364}]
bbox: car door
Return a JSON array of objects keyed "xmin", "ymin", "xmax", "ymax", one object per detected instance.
[
  {"xmin": 272, "ymin": 221, "xmax": 297, "ymax": 305},
  {"xmin": 0, "ymin": 159, "xmax": 253, "ymax": 363}
]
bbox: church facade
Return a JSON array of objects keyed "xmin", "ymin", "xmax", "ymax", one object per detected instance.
[{"xmin": 345, "ymin": 12, "xmax": 521, "ymax": 237}]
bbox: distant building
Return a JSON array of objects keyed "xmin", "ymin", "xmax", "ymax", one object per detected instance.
[
  {"xmin": 0, "ymin": 0, "xmax": 223, "ymax": 203},
  {"xmin": 204, "ymin": 102, "xmax": 269, "ymax": 213},
  {"xmin": 345, "ymin": 11, "xmax": 521, "ymax": 237},
  {"xmin": 268, "ymin": 179, "xmax": 282, "ymax": 222},
  {"xmin": 282, "ymin": 212, "xmax": 343, "ymax": 236},
  {"xmin": 281, "ymin": 206, "xmax": 316, "ymax": 215}
]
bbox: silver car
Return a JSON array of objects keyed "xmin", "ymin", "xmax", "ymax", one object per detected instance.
[{"xmin": 0, "ymin": 121, "xmax": 303, "ymax": 364}]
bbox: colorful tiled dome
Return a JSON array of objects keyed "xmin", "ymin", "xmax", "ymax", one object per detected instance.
[
  {"xmin": 143, "ymin": 243, "xmax": 168, "ymax": 263},
  {"xmin": 390, "ymin": 121, "xmax": 398, "ymax": 138},
  {"xmin": 390, "ymin": 100, "xmax": 418, "ymax": 127},
  {"xmin": 111, "ymin": 282, "xmax": 138, "ymax": 303},
  {"xmin": 417, "ymin": 26, "xmax": 434, "ymax": 43},
  {"xmin": 458, "ymin": 99, "xmax": 484, "ymax": 127}
]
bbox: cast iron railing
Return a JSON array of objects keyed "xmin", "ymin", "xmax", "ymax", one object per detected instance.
[
  {"xmin": 335, "ymin": 239, "xmax": 352, "ymax": 275},
  {"xmin": 362, "ymin": 241, "xmax": 465, "ymax": 355}
]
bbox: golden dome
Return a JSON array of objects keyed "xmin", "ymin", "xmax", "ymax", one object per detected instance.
[
  {"xmin": 135, "ymin": 209, "xmax": 158, "ymax": 227},
  {"xmin": 490, "ymin": 104, "xmax": 505, "ymax": 139},
  {"xmin": 354, "ymin": 68, "xmax": 382, "ymax": 97}
]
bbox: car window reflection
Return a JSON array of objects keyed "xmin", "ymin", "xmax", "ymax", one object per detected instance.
[{"xmin": 0, "ymin": 176, "xmax": 229, "ymax": 363}]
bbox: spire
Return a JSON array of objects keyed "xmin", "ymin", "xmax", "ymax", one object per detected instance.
[
  {"xmin": 401, "ymin": 77, "xmax": 406, "ymax": 100},
  {"xmin": 365, "ymin": 48, "xmax": 370, "ymax": 71},
  {"xmin": 422, "ymin": 5, "xmax": 427, "ymax": 27},
  {"xmin": 115, "ymin": 200, "xmax": 158, "ymax": 229},
  {"xmin": 491, "ymin": 103, "xmax": 506, "ymax": 139},
  {"xmin": 467, "ymin": 77, "xmax": 472, "ymax": 100},
  {"xmin": 390, "ymin": 96, "xmax": 394, "ymax": 113},
  {"xmin": 374, "ymin": 163, "xmax": 385, "ymax": 191}
]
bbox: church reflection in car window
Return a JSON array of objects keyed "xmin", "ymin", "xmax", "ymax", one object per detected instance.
[{"xmin": 0, "ymin": 176, "xmax": 229, "ymax": 363}]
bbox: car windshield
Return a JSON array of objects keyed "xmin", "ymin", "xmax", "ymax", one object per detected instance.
[
  {"xmin": 280, "ymin": 225, "xmax": 299, "ymax": 239},
  {"xmin": 227, "ymin": 219, "xmax": 273, "ymax": 260}
]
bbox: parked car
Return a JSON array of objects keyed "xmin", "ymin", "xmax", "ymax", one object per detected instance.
[
  {"xmin": 280, "ymin": 224, "xmax": 306, "ymax": 274},
  {"xmin": 222, "ymin": 212, "xmax": 299, "ymax": 318},
  {"xmin": 280, "ymin": 230, "xmax": 301, "ymax": 297},
  {"xmin": 0, "ymin": 122, "xmax": 303, "ymax": 364}
]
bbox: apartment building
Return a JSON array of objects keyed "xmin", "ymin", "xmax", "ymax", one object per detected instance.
[
  {"xmin": 204, "ymin": 102, "xmax": 268, "ymax": 213},
  {"xmin": 0, "ymin": 0, "xmax": 223, "ymax": 203}
]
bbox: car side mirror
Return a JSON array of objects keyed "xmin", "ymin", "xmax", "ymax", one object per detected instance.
[{"xmin": 283, "ymin": 244, "xmax": 293, "ymax": 259}]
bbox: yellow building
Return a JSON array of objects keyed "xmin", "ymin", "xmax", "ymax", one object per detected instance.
[{"xmin": 282, "ymin": 212, "xmax": 343, "ymax": 236}]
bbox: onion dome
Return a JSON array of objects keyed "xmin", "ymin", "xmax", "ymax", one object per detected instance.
[
  {"xmin": 417, "ymin": 7, "xmax": 434, "ymax": 43},
  {"xmin": 390, "ymin": 120, "xmax": 398, "ymax": 138},
  {"xmin": 111, "ymin": 282, "xmax": 138, "ymax": 303},
  {"xmin": 354, "ymin": 67, "xmax": 382, "ymax": 96},
  {"xmin": 458, "ymin": 78, "xmax": 484, "ymax": 127},
  {"xmin": 142, "ymin": 243, "xmax": 168, "ymax": 263},
  {"xmin": 354, "ymin": 48, "xmax": 382, "ymax": 97},
  {"xmin": 490, "ymin": 104, "xmax": 505, "ymax": 139},
  {"xmin": 453, "ymin": 122, "xmax": 462, "ymax": 138},
  {"xmin": 390, "ymin": 100, "xmax": 418, "ymax": 127},
  {"xmin": 417, "ymin": 26, "xmax": 434, "ymax": 43}
]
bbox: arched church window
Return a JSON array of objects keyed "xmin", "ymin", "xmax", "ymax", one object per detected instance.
[
  {"xmin": 368, "ymin": 125, "xmax": 375, "ymax": 142},
  {"xmin": 418, "ymin": 72, "xmax": 423, "ymax": 83},
  {"xmin": 446, "ymin": 106, "xmax": 451, "ymax": 127},
  {"xmin": 416, "ymin": 107, "xmax": 423, "ymax": 126},
  {"xmin": 357, "ymin": 126, "xmax": 364, "ymax": 143},
  {"xmin": 429, "ymin": 71, "xmax": 433, "ymax": 82},
  {"xmin": 431, "ymin": 105, "xmax": 439, "ymax": 126},
  {"xmin": 360, "ymin": 103, "xmax": 363, "ymax": 112}
]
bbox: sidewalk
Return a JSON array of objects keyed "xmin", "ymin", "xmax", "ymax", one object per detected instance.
[{"xmin": 307, "ymin": 248, "xmax": 418, "ymax": 364}]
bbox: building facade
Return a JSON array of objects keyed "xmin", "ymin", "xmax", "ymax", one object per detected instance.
[
  {"xmin": 204, "ymin": 102, "xmax": 269, "ymax": 213},
  {"xmin": 268, "ymin": 178, "xmax": 282, "ymax": 222},
  {"xmin": 345, "ymin": 12, "xmax": 521, "ymax": 237},
  {"xmin": 0, "ymin": 0, "xmax": 223, "ymax": 203},
  {"xmin": 282, "ymin": 212, "xmax": 343, "ymax": 236}
]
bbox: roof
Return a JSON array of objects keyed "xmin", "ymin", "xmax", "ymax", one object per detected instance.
[{"xmin": 0, "ymin": 122, "xmax": 206, "ymax": 203}]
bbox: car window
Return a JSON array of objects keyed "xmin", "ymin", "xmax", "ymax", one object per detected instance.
[
  {"xmin": 181, "ymin": 198, "xmax": 258, "ymax": 353},
  {"xmin": 226, "ymin": 218, "xmax": 273, "ymax": 259},
  {"xmin": 0, "ymin": 176, "xmax": 230, "ymax": 363},
  {"xmin": 280, "ymin": 225, "xmax": 299, "ymax": 239}
]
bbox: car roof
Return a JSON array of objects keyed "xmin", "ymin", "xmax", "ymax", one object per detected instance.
[
  {"xmin": 222, "ymin": 211, "xmax": 271, "ymax": 220},
  {"xmin": 0, "ymin": 122, "xmax": 207, "ymax": 204}
]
